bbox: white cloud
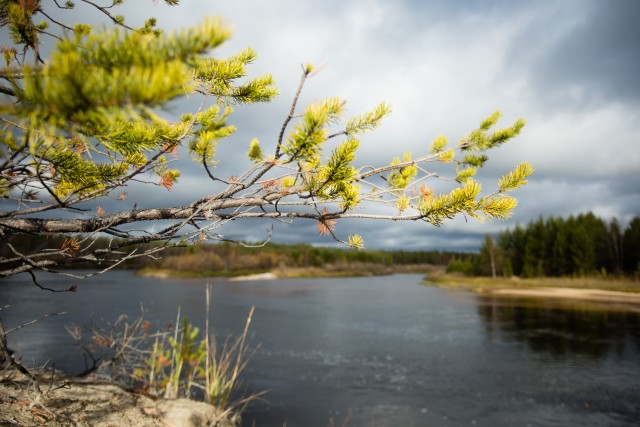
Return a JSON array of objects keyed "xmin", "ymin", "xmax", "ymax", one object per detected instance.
[
  {"xmin": 510, "ymin": 104, "xmax": 640, "ymax": 179},
  {"xmin": 9, "ymin": 0, "xmax": 640, "ymax": 250}
]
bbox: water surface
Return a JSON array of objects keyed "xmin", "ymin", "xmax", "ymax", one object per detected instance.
[{"xmin": 1, "ymin": 271, "xmax": 639, "ymax": 426}]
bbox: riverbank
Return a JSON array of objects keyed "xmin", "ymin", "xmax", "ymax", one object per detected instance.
[
  {"xmin": 426, "ymin": 274, "xmax": 640, "ymax": 292},
  {"xmin": 425, "ymin": 274, "xmax": 640, "ymax": 308},
  {"xmin": 136, "ymin": 268, "xmax": 268, "ymax": 279},
  {"xmin": 0, "ymin": 369, "xmax": 236, "ymax": 427},
  {"xmin": 138, "ymin": 264, "xmax": 442, "ymax": 280}
]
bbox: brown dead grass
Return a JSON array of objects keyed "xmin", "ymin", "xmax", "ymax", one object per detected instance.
[{"xmin": 426, "ymin": 274, "xmax": 640, "ymax": 293}]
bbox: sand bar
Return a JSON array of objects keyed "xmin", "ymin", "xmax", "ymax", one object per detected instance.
[
  {"xmin": 491, "ymin": 287, "xmax": 640, "ymax": 305},
  {"xmin": 228, "ymin": 272, "xmax": 277, "ymax": 281}
]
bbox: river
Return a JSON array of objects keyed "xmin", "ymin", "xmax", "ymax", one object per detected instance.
[{"xmin": 1, "ymin": 271, "xmax": 639, "ymax": 426}]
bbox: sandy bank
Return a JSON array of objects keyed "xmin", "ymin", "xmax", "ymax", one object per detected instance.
[
  {"xmin": 490, "ymin": 287, "xmax": 640, "ymax": 306},
  {"xmin": 138, "ymin": 268, "xmax": 173, "ymax": 278},
  {"xmin": 228, "ymin": 272, "xmax": 277, "ymax": 281}
]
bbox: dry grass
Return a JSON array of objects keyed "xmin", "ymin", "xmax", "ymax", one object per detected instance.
[
  {"xmin": 274, "ymin": 263, "xmax": 441, "ymax": 278},
  {"xmin": 274, "ymin": 266, "xmax": 390, "ymax": 278},
  {"xmin": 65, "ymin": 287, "xmax": 263, "ymax": 422},
  {"xmin": 426, "ymin": 274, "xmax": 640, "ymax": 293},
  {"xmin": 200, "ymin": 285, "xmax": 264, "ymax": 419}
]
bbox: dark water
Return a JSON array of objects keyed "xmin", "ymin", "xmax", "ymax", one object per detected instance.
[{"xmin": 1, "ymin": 271, "xmax": 639, "ymax": 426}]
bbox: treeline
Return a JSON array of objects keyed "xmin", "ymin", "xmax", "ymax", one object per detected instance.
[
  {"xmin": 450, "ymin": 213, "xmax": 640, "ymax": 278},
  {"xmin": 0, "ymin": 233, "xmax": 467, "ymax": 274},
  {"xmin": 149, "ymin": 243, "xmax": 465, "ymax": 273}
]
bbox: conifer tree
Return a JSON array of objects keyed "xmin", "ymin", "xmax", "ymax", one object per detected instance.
[
  {"xmin": 566, "ymin": 216, "xmax": 595, "ymax": 276},
  {"xmin": 623, "ymin": 217, "xmax": 640, "ymax": 275},
  {"xmin": 494, "ymin": 212, "xmax": 637, "ymax": 278},
  {"xmin": 608, "ymin": 218, "xmax": 623, "ymax": 274},
  {"xmin": 579, "ymin": 213, "xmax": 610, "ymax": 273},
  {"xmin": 522, "ymin": 216, "xmax": 547, "ymax": 277},
  {"xmin": 499, "ymin": 226, "xmax": 526, "ymax": 278},
  {"xmin": 0, "ymin": 1, "xmax": 533, "ymax": 279},
  {"xmin": 549, "ymin": 217, "xmax": 567, "ymax": 276}
]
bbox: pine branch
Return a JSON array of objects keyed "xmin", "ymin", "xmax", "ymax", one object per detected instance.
[{"xmin": 0, "ymin": 7, "xmax": 532, "ymax": 274}]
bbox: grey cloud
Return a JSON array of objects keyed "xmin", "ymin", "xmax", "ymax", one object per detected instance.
[
  {"xmin": 3, "ymin": 0, "xmax": 639, "ymax": 253},
  {"xmin": 210, "ymin": 214, "xmax": 489, "ymax": 252},
  {"xmin": 505, "ymin": 0, "xmax": 640, "ymax": 109}
]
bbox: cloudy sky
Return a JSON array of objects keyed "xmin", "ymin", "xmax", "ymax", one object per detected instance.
[{"xmin": 12, "ymin": 0, "xmax": 640, "ymax": 251}]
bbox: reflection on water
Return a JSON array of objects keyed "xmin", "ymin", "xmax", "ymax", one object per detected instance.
[
  {"xmin": 476, "ymin": 296, "xmax": 640, "ymax": 360},
  {"xmin": 1, "ymin": 272, "xmax": 640, "ymax": 426}
]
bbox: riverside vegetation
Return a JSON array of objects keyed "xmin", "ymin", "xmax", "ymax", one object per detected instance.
[
  {"xmin": 71, "ymin": 285, "xmax": 260, "ymax": 416},
  {"xmin": 3, "ymin": 212, "xmax": 637, "ymax": 287},
  {"xmin": 433, "ymin": 212, "xmax": 640, "ymax": 296},
  {"xmin": 146, "ymin": 211, "xmax": 640, "ymax": 292},
  {"xmin": 0, "ymin": 233, "xmax": 456, "ymax": 277},
  {"xmin": 447, "ymin": 212, "xmax": 640, "ymax": 279},
  {"xmin": 1, "ymin": 285, "xmax": 259, "ymax": 426},
  {"xmin": 137, "ymin": 242, "xmax": 456, "ymax": 278}
]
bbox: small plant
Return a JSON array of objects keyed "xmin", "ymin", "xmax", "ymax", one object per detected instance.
[
  {"xmin": 66, "ymin": 307, "xmax": 169, "ymax": 383},
  {"xmin": 130, "ymin": 309, "xmax": 207, "ymax": 399},
  {"xmin": 67, "ymin": 286, "xmax": 262, "ymax": 418}
]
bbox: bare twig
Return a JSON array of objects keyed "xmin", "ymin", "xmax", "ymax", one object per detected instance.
[
  {"xmin": 79, "ymin": 0, "xmax": 134, "ymax": 30},
  {"xmin": 0, "ymin": 319, "xmax": 43, "ymax": 395},
  {"xmin": 37, "ymin": 9, "xmax": 74, "ymax": 32},
  {"xmin": 5, "ymin": 311, "xmax": 67, "ymax": 335},
  {"xmin": 25, "ymin": 270, "xmax": 77, "ymax": 293},
  {"xmin": 0, "ymin": 85, "xmax": 15, "ymax": 96},
  {"xmin": 275, "ymin": 67, "xmax": 309, "ymax": 158}
]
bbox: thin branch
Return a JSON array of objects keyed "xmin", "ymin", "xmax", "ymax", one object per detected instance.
[
  {"xmin": 0, "ymin": 85, "xmax": 15, "ymax": 96},
  {"xmin": 211, "ymin": 211, "xmax": 426, "ymax": 221},
  {"xmin": 37, "ymin": 9, "xmax": 74, "ymax": 32},
  {"xmin": 37, "ymin": 28, "xmax": 64, "ymax": 41},
  {"xmin": 275, "ymin": 68, "xmax": 309, "ymax": 159},
  {"xmin": 5, "ymin": 311, "xmax": 67, "ymax": 335},
  {"xmin": 0, "ymin": 260, "xmax": 57, "ymax": 277},
  {"xmin": 0, "ymin": 129, "xmax": 31, "ymax": 175},
  {"xmin": 79, "ymin": 0, "xmax": 134, "ymax": 30},
  {"xmin": 26, "ymin": 270, "xmax": 77, "ymax": 293},
  {"xmin": 355, "ymin": 152, "xmax": 441, "ymax": 181},
  {"xmin": 53, "ymin": 0, "xmax": 74, "ymax": 9},
  {"xmin": 202, "ymin": 156, "xmax": 230, "ymax": 184},
  {"xmin": 35, "ymin": 164, "xmax": 68, "ymax": 209},
  {"xmin": 0, "ymin": 69, "xmax": 25, "ymax": 79},
  {"xmin": 219, "ymin": 225, "xmax": 274, "ymax": 248},
  {"xmin": 0, "ymin": 319, "xmax": 43, "ymax": 395},
  {"xmin": 326, "ymin": 129, "xmax": 348, "ymax": 140}
]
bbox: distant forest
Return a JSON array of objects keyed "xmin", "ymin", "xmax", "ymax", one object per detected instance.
[
  {"xmin": 0, "ymin": 233, "xmax": 466, "ymax": 275},
  {"xmin": 3, "ymin": 212, "xmax": 638, "ymax": 278},
  {"xmin": 154, "ymin": 243, "xmax": 460, "ymax": 271},
  {"xmin": 451, "ymin": 213, "xmax": 640, "ymax": 278}
]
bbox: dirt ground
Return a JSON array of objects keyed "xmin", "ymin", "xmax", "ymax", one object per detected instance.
[{"xmin": 0, "ymin": 369, "xmax": 236, "ymax": 427}]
